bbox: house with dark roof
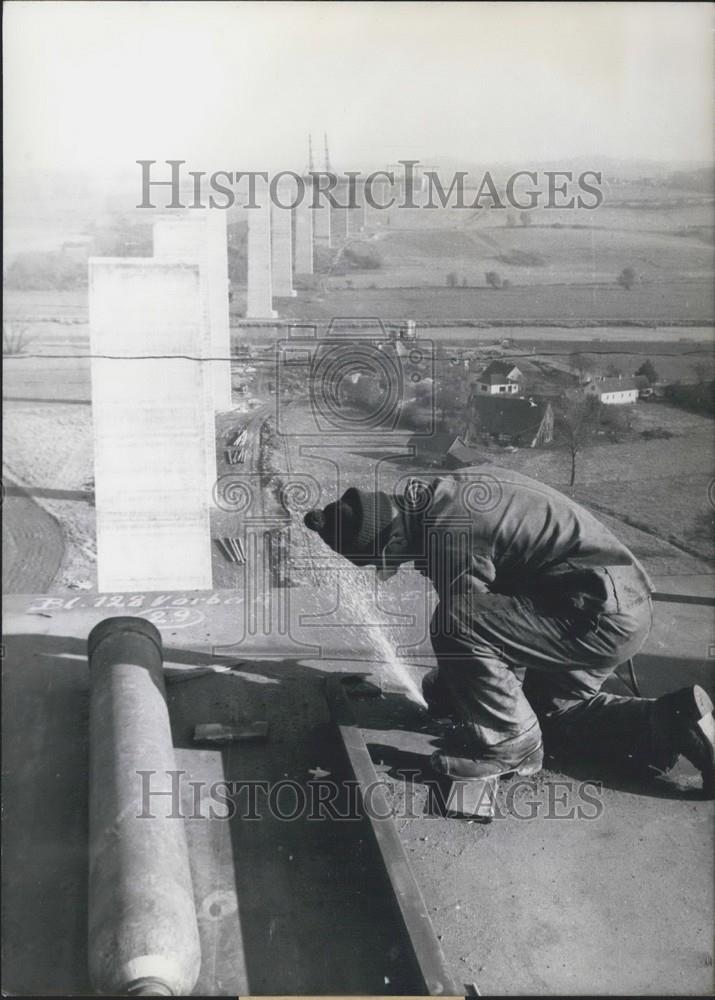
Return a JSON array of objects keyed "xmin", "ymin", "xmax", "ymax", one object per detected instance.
[
  {"xmin": 585, "ymin": 376, "xmax": 639, "ymax": 405},
  {"xmin": 472, "ymin": 360, "xmax": 523, "ymax": 397},
  {"xmin": 407, "ymin": 433, "xmax": 487, "ymax": 469},
  {"xmin": 407, "ymin": 431, "xmax": 459, "ymax": 467},
  {"xmin": 468, "ymin": 394, "xmax": 554, "ymax": 447},
  {"xmin": 445, "ymin": 438, "xmax": 488, "ymax": 468}
]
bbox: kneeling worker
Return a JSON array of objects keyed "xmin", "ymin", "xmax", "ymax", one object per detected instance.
[{"xmin": 304, "ymin": 466, "xmax": 714, "ymax": 798}]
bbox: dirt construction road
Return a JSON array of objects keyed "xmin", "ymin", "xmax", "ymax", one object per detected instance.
[{"xmin": 2, "ymin": 478, "xmax": 64, "ymax": 593}]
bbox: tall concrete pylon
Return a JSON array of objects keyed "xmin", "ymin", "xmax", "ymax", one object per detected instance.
[
  {"xmin": 343, "ymin": 178, "xmax": 365, "ymax": 236},
  {"xmin": 312, "ymin": 196, "xmax": 332, "ymax": 249},
  {"xmin": 347, "ymin": 201, "xmax": 366, "ymax": 235},
  {"xmin": 153, "ymin": 211, "xmax": 233, "ymax": 411},
  {"xmin": 314, "ymin": 135, "xmax": 333, "ymax": 249},
  {"xmin": 246, "ymin": 176, "xmax": 276, "ymax": 318},
  {"xmin": 88, "ymin": 258, "xmax": 215, "ymax": 592},
  {"xmin": 270, "ymin": 178, "xmax": 296, "ymax": 297},
  {"xmin": 294, "ymin": 193, "xmax": 314, "ymax": 274},
  {"xmin": 330, "ymin": 181, "xmax": 349, "ymax": 243}
]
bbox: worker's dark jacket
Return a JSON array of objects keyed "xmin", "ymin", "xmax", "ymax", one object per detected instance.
[{"xmin": 405, "ymin": 465, "xmax": 653, "ymax": 620}]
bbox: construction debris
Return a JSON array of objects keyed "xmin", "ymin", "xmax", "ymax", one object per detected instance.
[
  {"xmin": 192, "ymin": 721, "xmax": 269, "ymax": 745},
  {"xmin": 215, "ymin": 537, "xmax": 246, "ymax": 564},
  {"xmin": 224, "ymin": 427, "xmax": 248, "ymax": 464},
  {"xmin": 307, "ymin": 766, "xmax": 331, "ymax": 779},
  {"xmin": 165, "ymin": 662, "xmax": 245, "ymax": 685},
  {"xmin": 446, "ymin": 777, "xmax": 497, "ymax": 821}
]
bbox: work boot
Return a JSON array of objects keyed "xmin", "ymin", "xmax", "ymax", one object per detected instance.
[
  {"xmin": 431, "ymin": 724, "xmax": 544, "ymax": 780},
  {"xmin": 651, "ymin": 685, "xmax": 715, "ymax": 796}
]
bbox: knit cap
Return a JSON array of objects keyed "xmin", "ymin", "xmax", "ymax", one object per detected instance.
[{"xmin": 303, "ymin": 487, "xmax": 395, "ymax": 564}]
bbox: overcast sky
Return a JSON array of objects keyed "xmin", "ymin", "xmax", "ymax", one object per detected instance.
[{"xmin": 3, "ymin": 1, "xmax": 713, "ymax": 176}]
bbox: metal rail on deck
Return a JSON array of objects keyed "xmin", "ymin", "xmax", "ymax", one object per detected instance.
[
  {"xmin": 620, "ymin": 588, "xmax": 713, "ymax": 698},
  {"xmin": 325, "ymin": 675, "xmax": 461, "ymax": 998},
  {"xmin": 652, "ymin": 592, "xmax": 715, "ymax": 607}
]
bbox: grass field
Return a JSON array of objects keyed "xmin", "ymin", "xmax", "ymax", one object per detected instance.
[
  {"xmin": 489, "ymin": 402, "xmax": 715, "ymax": 566},
  {"xmin": 284, "ymin": 183, "xmax": 714, "ymax": 320},
  {"xmin": 266, "ymin": 280, "xmax": 714, "ymax": 324},
  {"xmin": 346, "ymin": 223, "xmax": 715, "ymax": 290},
  {"xmin": 9, "ymin": 280, "xmax": 714, "ymax": 329}
]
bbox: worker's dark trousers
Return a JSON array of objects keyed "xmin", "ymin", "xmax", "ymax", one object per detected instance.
[{"xmin": 429, "ymin": 589, "xmax": 655, "ymax": 762}]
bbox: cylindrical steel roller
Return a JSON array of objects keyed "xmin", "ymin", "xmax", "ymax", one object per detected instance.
[{"xmin": 87, "ymin": 617, "xmax": 201, "ymax": 996}]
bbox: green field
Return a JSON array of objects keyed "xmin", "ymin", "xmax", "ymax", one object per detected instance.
[
  {"xmin": 260, "ymin": 279, "xmax": 714, "ymax": 324},
  {"xmin": 341, "ymin": 223, "xmax": 715, "ymax": 289},
  {"xmin": 277, "ymin": 183, "xmax": 715, "ymax": 323},
  {"xmin": 491, "ymin": 402, "xmax": 715, "ymax": 566}
]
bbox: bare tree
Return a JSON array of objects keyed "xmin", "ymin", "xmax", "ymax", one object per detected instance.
[
  {"xmin": 568, "ymin": 351, "xmax": 591, "ymax": 382},
  {"xmin": 600, "ymin": 403, "xmax": 634, "ymax": 441},
  {"xmin": 617, "ymin": 266, "xmax": 636, "ymax": 290},
  {"xmin": 635, "ymin": 359, "xmax": 658, "ymax": 385},
  {"xmin": 555, "ymin": 396, "xmax": 601, "ymax": 487},
  {"xmin": 485, "ymin": 270, "xmax": 502, "ymax": 289},
  {"xmin": 691, "ymin": 361, "xmax": 709, "ymax": 385},
  {"xmin": 2, "ymin": 322, "xmax": 33, "ymax": 356}
]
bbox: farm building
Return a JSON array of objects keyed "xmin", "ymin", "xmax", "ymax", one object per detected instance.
[
  {"xmin": 585, "ymin": 376, "xmax": 639, "ymax": 405},
  {"xmin": 529, "ymin": 358, "xmax": 584, "ymax": 386},
  {"xmin": 633, "ymin": 374, "xmax": 657, "ymax": 399},
  {"xmin": 468, "ymin": 395, "xmax": 554, "ymax": 447},
  {"xmin": 444, "ymin": 437, "xmax": 488, "ymax": 467},
  {"xmin": 406, "ymin": 433, "xmax": 487, "ymax": 469},
  {"xmin": 407, "ymin": 431, "xmax": 459, "ymax": 467},
  {"xmin": 471, "ymin": 360, "xmax": 523, "ymax": 396}
]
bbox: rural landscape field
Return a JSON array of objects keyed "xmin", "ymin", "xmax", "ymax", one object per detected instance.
[{"xmin": 3, "ymin": 165, "xmax": 713, "ymax": 595}]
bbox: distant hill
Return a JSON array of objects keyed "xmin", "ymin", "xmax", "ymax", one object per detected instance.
[
  {"xmin": 663, "ymin": 167, "xmax": 714, "ymax": 194},
  {"xmin": 391, "ymin": 158, "xmax": 713, "ymax": 186}
]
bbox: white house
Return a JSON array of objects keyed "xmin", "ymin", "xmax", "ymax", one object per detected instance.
[
  {"xmin": 472, "ymin": 360, "xmax": 523, "ymax": 396},
  {"xmin": 585, "ymin": 376, "xmax": 639, "ymax": 405}
]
